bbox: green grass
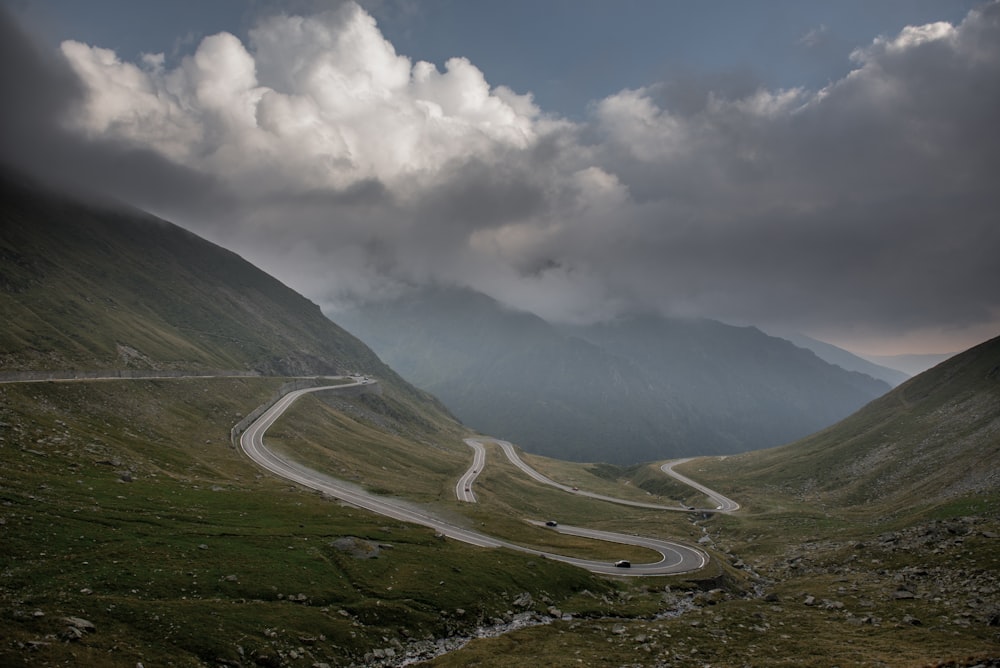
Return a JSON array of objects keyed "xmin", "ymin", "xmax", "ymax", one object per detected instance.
[
  {"xmin": 415, "ymin": 340, "xmax": 1000, "ymax": 666},
  {"xmin": 3, "ymin": 338, "xmax": 999, "ymax": 666},
  {"xmin": 0, "ymin": 379, "xmax": 626, "ymax": 666}
]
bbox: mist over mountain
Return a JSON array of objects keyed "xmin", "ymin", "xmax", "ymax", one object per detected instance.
[
  {"xmin": 701, "ymin": 333, "xmax": 1000, "ymax": 510},
  {"xmin": 2, "ymin": 170, "xmax": 996, "ymax": 668},
  {"xmin": 0, "ymin": 170, "xmax": 433, "ymax": 408},
  {"xmin": 861, "ymin": 351, "xmax": 957, "ymax": 377},
  {"xmin": 771, "ymin": 332, "xmax": 911, "ymax": 387},
  {"xmin": 336, "ymin": 286, "xmax": 890, "ymax": 464}
]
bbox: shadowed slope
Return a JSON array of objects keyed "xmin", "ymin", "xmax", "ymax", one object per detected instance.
[
  {"xmin": 691, "ymin": 334, "xmax": 1000, "ymax": 513},
  {"xmin": 1, "ymin": 172, "xmax": 381, "ymax": 378}
]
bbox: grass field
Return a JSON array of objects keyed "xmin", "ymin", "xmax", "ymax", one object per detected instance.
[{"xmin": 2, "ymin": 372, "xmax": 998, "ymax": 666}]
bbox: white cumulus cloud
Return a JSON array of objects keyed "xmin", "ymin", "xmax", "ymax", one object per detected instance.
[{"xmin": 59, "ymin": 2, "xmax": 541, "ymax": 195}]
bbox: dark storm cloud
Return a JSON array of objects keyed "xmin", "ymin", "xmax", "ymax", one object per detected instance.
[
  {"xmin": 572, "ymin": 2, "xmax": 1000, "ymax": 339},
  {"xmin": 0, "ymin": 6, "xmax": 231, "ymax": 221},
  {"xmin": 414, "ymin": 156, "xmax": 549, "ymax": 231},
  {"xmin": 0, "ymin": 6, "xmax": 83, "ymax": 173}
]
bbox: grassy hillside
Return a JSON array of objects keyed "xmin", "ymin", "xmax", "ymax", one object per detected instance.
[
  {"xmin": 687, "ymin": 334, "xmax": 1000, "ymax": 516},
  {"xmin": 0, "ymin": 174, "xmax": 734, "ymax": 665},
  {"xmin": 0, "ymin": 171, "xmax": 388, "ymax": 380},
  {"xmin": 0, "ymin": 378, "xmax": 635, "ymax": 667},
  {"xmin": 426, "ymin": 339, "xmax": 1000, "ymax": 666}
]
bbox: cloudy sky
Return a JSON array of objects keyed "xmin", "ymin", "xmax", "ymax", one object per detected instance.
[{"xmin": 2, "ymin": 0, "xmax": 998, "ymax": 356}]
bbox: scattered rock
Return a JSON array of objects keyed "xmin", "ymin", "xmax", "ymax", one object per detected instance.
[
  {"xmin": 63, "ymin": 616, "xmax": 95, "ymax": 633},
  {"xmin": 330, "ymin": 536, "xmax": 381, "ymax": 559},
  {"xmin": 61, "ymin": 616, "xmax": 95, "ymax": 641},
  {"xmin": 513, "ymin": 592, "xmax": 533, "ymax": 608}
]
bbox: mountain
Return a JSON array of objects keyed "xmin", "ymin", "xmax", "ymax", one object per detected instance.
[
  {"xmin": 334, "ymin": 286, "xmax": 675, "ymax": 464},
  {"xmin": 773, "ymin": 331, "xmax": 910, "ymax": 387},
  {"xmin": 2, "ymin": 172, "xmax": 995, "ymax": 667},
  {"xmin": 861, "ymin": 351, "xmax": 957, "ymax": 376},
  {"xmin": 1, "ymin": 171, "xmax": 390, "ymax": 382},
  {"xmin": 335, "ymin": 287, "xmax": 891, "ymax": 464},
  {"xmin": 697, "ymin": 333, "xmax": 1000, "ymax": 511},
  {"xmin": 0, "ymin": 172, "xmax": 617, "ymax": 666}
]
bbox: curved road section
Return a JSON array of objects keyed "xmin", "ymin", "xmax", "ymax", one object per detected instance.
[
  {"xmin": 485, "ymin": 439, "xmax": 738, "ymax": 514},
  {"xmin": 661, "ymin": 459, "xmax": 741, "ymax": 512},
  {"xmin": 238, "ymin": 385, "xmax": 707, "ymax": 576},
  {"xmin": 456, "ymin": 439, "xmax": 486, "ymax": 502}
]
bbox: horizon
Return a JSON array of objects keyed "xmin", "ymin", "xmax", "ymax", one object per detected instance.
[{"xmin": 2, "ymin": 0, "xmax": 998, "ymax": 357}]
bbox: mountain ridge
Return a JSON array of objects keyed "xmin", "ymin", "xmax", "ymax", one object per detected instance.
[
  {"xmin": 2, "ymin": 171, "xmax": 997, "ymax": 666},
  {"xmin": 2, "ymin": 173, "xmax": 372, "ymax": 376},
  {"xmin": 772, "ymin": 330, "xmax": 911, "ymax": 387},
  {"xmin": 335, "ymin": 286, "xmax": 891, "ymax": 464},
  {"xmin": 690, "ymin": 332, "xmax": 1000, "ymax": 513}
]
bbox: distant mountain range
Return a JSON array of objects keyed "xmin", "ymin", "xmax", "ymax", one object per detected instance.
[
  {"xmin": 860, "ymin": 351, "xmax": 956, "ymax": 376},
  {"xmin": 706, "ymin": 332, "xmax": 1000, "ymax": 509},
  {"xmin": 336, "ymin": 287, "xmax": 891, "ymax": 464},
  {"xmin": 772, "ymin": 331, "xmax": 911, "ymax": 387}
]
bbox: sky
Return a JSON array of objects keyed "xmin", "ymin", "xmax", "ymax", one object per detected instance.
[{"xmin": 1, "ymin": 0, "xmax": 998, "ymax": 356}]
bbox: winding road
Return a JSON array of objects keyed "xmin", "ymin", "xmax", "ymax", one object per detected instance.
[
  {"xmin": 469, "ymin": 438, "xmax": 737, "ymax": 513},
  {"xmin": 238, "ymin": 382, "xmax": 723, "ymax": 576},
  {"xmin": 661, "ymin": 458, "xmax": 741, "ymax": 512},
  {"xmin": 455, "ymin": 439, "xmax": 485, "ymax": 502}
]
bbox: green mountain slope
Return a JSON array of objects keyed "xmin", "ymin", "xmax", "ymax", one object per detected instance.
[
  {"xmin": 0, "ymin": 174, "xmax": 629, "ymax": 665},
  {"xmin": 691, "ymin": 334, "xmax": 1000, "ymax": 514},
  {"xmin": 0, "ymin": 172, "xmax": 388, "ymax": 379},
  {"xmin": 2, "ymin": 172, "xmax": 997, "ymax": 666}
]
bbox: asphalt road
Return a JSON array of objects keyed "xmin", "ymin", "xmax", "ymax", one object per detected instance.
[
  {"xmin": 661, "ymin": 458, "xmax": 741, "ymax": 512},
  {"xmin": 456, "ymin": 438, "xmax": 486, "ymax": 502},
  {"xmin": 489, "ymin": 439, "xmax": 725, "ymax": 513},
  {"xmin": 238, "ymin": 383, "xmax": 709, "ymax": 576}
]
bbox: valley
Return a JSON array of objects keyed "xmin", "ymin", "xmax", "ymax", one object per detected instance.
[
  {"xmin": 2, "ymin": 364, "xmax": 997, "ymax": 667},
  {"xmin": 1, "ymin": 173, "xmax": 998, "ymax": 666},
  {"xmin": 239, "ymin": 382, "xmax": 712, "ymax": 575},
  {"xmin": 335, "ymin": 288, "xmax": 892, "ymax": 464}
]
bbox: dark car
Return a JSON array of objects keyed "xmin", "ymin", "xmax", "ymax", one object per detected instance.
[
  {"xmin": 545, "ymin": 520, "xmax": 558, "ymax": 527},
  {"xmin": 614, "ymin": 560, "xmax": 631, "ymax": 568}
]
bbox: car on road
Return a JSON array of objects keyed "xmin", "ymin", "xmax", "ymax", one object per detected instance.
[
  {"xmin": 545, "ymin": 520, "xmax": 558, "ymax": 527},
  {"xmin": 614, "ymin": 560, "xmax": 631, "ymax": 568}
]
